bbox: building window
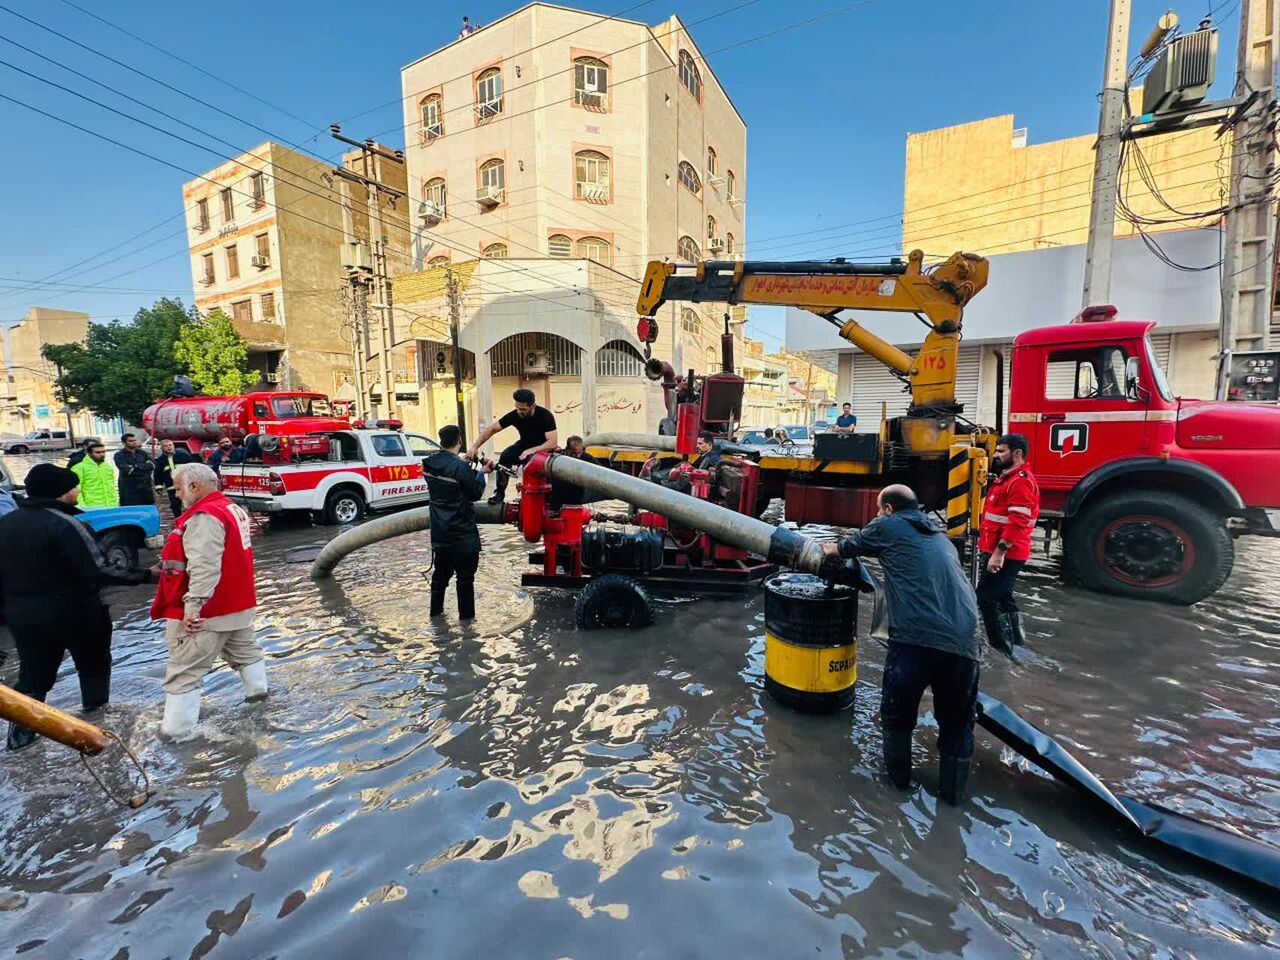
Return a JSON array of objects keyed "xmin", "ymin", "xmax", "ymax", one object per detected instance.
[
  {"xmin": 574, "ymin": 56, "xmax": 608, "ymax": 108},
  {"xmin": 596, "ymin": 339, "xmax": 645, "ymax": 377},
  {"xmin": 253, "ymin": 232, "xmax": 270, "ymax": 267},
  {"xmin": 220, "ymin": 187, "xmax": 234, "ymax": 222},
  {"xmin": 677, "ymin": 235, "xmax": 700, "ymax": 263},
  {"xmin": 250, "ymin": 173, "xmax": 265, "ymax": 208},
  {"xmin": 574, "ymin": 150, "xmax": 610, "ymax": 202},
  {"xmin": 678, "ymin": 50, "xmax": 701, "ymax": 101},
  {"xmin": 680, "ymin": 306, "xmax": 700, "ymax": 334},
  {"xmin": 576, "ymin": 236, "xmax": 611, "ymax": 266},
  {"xmin": 423, "ymin": 177, "xmax": 447, "ymax": 219},
  {"xmin": 478, "ymin": 159, "xmax": 505, "ymax": 205},
  {"xmin": 421, "ymin": 94, "xmax": 444, "ymax": 140},
  {"xmin": 482, "ymin": 242, "xmax": 508, "ymax": 259},
  {"xmin": 196, "ymin": 198, "xmax": 210, "ymax": 232},
  {"xmin": 260, "ymin": 292, "xmax": 277, "ymax": 323},
  {"xmin": 707, "ymin": 215, "xmax": 716, "ymax": 239},
  {"xmin": 200, "ymin": 252, "xmax": 214, "ymax": 285},
  {"xmin": 231, "ymin": 299, "xmax": 252, "ymax": 324},
  {"xmin": 726, "ymin": 231, "xmax": 735, "ymax": 256},
  {"xmin": 727, "ymin": 170, "xmax": 736, "ymax": 198},
  {"xmin": 677, "ymin": 161, "xmax": 701, "ymax": 195},
  {"xmin": 428, "ymin": 255, "xmax": 450, "ymax": 268},
  {"xmin": 548, "ymin": 234, "xmax": 572, "ymax": 257},
  {"xmin": 476, "ymin": 68, "xmax": 503, "ymax": 120},
  {"xmin": 225, "ymin": 243, "xmax": 239, "ymax": 279},
  {"xmin": 707, "ymin": 146, "xmax": 717, "ymax": 178}
]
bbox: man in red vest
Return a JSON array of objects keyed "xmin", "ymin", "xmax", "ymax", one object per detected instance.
[
  {"xmin": 150, "ymin": 462, "xmax": 266, "ymax": 738},
  {"xmin": 976, "ymin": 433, "xmax": 1040, "ymax": 655}
]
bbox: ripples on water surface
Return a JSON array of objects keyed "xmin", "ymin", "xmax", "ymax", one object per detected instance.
[{"xmin": 0, "ymin": 490, "xmax": 1277, "ymax": 957}]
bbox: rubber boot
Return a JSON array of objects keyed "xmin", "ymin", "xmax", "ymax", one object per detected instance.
[
  {"xmin": 79, "ymin": 674, "xmax": 110, "ymax": 713},
  {"xmin": 881, "ymin": 729, "xmax": 913, "ymax": 790},
  {"xmin": 429, "ymin": 587, "xmax": 446, "ymax": 617},
  {"xmin": 239, "ymin": 660, "xmax": 269, "ymax": 702},
  {"xmin": 160, "ymin": 690, "xmax": 202, "ymax": 740},
  {"xmin": 938, "ymin": 754, "xmax": 971, "ymax": 806},
  {"xmin": 1004, "ymin": 611, "xmax": 1026, "ymax": 647},
  {"xmin": 6, "ymin": 722, "xmax": 36, "ymax": 752},
  {"xmin": 982, "ymin": 606, "xmax": 1013, "ymax": 656}
]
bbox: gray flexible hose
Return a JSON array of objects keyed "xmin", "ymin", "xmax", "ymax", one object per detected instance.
[{"xmin": 309, "ymin": 502, "xmax": 505, "ymax": 579}]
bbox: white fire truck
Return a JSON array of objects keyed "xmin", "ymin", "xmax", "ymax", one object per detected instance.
[{"xmin": 220, "ymin": 426, "xmax": 440, "ymax": 523}]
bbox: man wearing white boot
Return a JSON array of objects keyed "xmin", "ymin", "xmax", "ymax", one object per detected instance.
[{"xmin": 150, "ymin": 463, "xmax": 267, "ymax": 739}]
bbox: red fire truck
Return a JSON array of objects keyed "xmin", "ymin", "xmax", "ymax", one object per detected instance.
[{"xmin": 142, "ymin": 392, "xmax": 350, "ymax": 454}]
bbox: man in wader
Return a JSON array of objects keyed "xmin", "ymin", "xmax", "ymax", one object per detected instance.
[
  {"xmin": 423, "ymin": 425, "xmax": 491, "ymax": 620},
  {"xmin": 822, "ymin": 484, "xmax": 981, "ymax": 804},
  {"xmin": 0, "ymin": 464, "xmax": 149, "ymax": 751},
  {"xmin": 465, "ymin": 388, "xmax": 558, "ymax": 504},
  {"xmin": 976, "ymin": 433, "xmax": 1040, "ymax": 655},
  {"xmin": 151, "ymin": 463, "xmax": 267, "ymax": 739}
]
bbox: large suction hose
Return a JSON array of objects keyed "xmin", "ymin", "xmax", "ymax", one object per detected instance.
[
  {"xmin": 542, "ymin": 454, "xmax": 826, "ymax": 574},
  {"xmin": 309, "ymin": 502, "xmax": 505, "ymax": 579},
  {"xmin": 583, "ymin": 432, "xmax": 676, "ymax": 450}
]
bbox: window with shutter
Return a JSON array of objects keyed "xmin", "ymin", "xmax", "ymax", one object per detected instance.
[
  {"xmin": 225, "ymin": 244, "xmax": 239, "ymax": 279},
  {"xmin": 428, "ymin": 256, "xmax": 450, "ymax": 269},
  {"xmin": 575, "ymin": 150, "xmax": 610, "ymax": 201},
  {"xmin": 220, "ymin": 188, "xmax": 234, "ymax": 222},
  {"xmin": 548, "ymin": 234, "xmax": 572, "ymax": 257},
  {"xmin": 574, "ymin": 57, "xmax": 608, "ymax": 107},
  {"xmin": 260, "ymin": 292, "xmax": 277, "ymax": 322},
  {"xmin": 482, "ymin": 242, "xmax": 508, "ymax": 259}
]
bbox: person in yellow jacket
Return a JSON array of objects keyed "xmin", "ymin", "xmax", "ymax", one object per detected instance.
[{"xmin": 70, "ymin": 441, "xmax": 119, "ymax": 508}]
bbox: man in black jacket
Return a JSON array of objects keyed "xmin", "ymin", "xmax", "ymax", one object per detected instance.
[
  {"xmin": 113, "ymin": 432, "xmax": 155, "ymax": 506},
  {"xmin": 548, "ymin": 436, "xmax": 600, "ymax": 508},
  {"xmin": 66, "ymin": 437, "xmax": 101, "ymax": 469},
  {"xmin": 423, "ymin": 424, "xmax": 491, "ymax": 620},
  {"xmin": 0, "ymin": 463, "xmax": 149, "ymax": 751},
  {"xmin": 153, "ymin": 439, "xmax": 194, "ymax": 517},
  {"xmin": 822, "ymin": 484, "xmax": 982, "ymax": 804}
]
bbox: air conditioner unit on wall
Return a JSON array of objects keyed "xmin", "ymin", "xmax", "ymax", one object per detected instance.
[
  {"xmin": 707, "ymin": 236, "xmax": 724, "ymax": 253},
  {"xmin": 419, "ymin": 124, "xmax": 442, "ymax": 145},
  {"xmin": 419, "ymin": 200, "xmax": 444, "ymax": 225},
  {"xmin": 523, "ymin": 350, "xmax": 550, "ymax": 375},
  {"xmin": 476, "ymin": 185, "xmax": 504, "ymax": 208}
]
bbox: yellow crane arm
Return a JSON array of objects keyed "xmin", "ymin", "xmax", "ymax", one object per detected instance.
[{"xmin": 636, "ymin": 249, "xmax": 988, "ymax": 408}]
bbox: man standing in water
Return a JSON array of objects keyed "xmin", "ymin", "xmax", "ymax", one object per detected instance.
[
  {"xmin": 423, "ymin": 425, "xmax": 491, "ymax": 619},
  {"xmin": 151, "ymin": 463, "xmax": 267, "ymax": 739},
  {"xmin": 822, "ymin": 484, "xmax": 981, "ymax": 805},
  {"xmin": 465, "ymin": 388, "xmax": 558, "ymax": 504},
  {"xmin": 975, "ymin": 433, "xmax": 1040, "ymax": 655}
]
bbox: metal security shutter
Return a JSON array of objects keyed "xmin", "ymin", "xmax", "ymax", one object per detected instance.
[
  {"xmin": 954, "ymin": 345, "xmax": 981, "ymax": 424},
  {"xmin": 1149, "ymin": 332, "xmax": 1171, "ymax": 374},
  {"xmin": 851, "ymin": 352, "xmax": 911, "ymax": 429}
]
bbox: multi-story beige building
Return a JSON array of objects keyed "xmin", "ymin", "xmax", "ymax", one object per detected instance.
[
  {"xmin": 1, "ymin": 307, "xmax": 94, "ymax": 437},
  {"xmin": 392, "ymin": 3, "xmax": 747, "ymax": 439},
  {"xmin": 183, "ymin": 141, "xmax": 409, "ymax": 396}
]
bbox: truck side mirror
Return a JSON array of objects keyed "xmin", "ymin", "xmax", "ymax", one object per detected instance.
[{"xmin": 1125, "ymin": 357, "xmax": 1150, "ymax": 402}]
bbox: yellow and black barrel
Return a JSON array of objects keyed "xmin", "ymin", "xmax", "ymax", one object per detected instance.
[{"xmin": 763, "ymin": 572, "xmax": 858, "ymax": 712}]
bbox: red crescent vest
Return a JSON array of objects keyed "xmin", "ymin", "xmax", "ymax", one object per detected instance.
[{"xmin": 150, "ymin": 492, "xmax": 256, "ymax": 620}]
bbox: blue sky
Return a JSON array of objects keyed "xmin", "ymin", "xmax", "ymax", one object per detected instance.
[{"xmin": 0, "ymin": 0, "xmax": 1242, "ymax": 353}]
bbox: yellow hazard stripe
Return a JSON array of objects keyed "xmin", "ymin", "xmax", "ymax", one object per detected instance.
[
  {"xmin": 764, "ymin": 632, "xmax": 857, "ymax": 694},
  {"xmin": 946, "ymin": 444, "xmax": 971, "ymax": 534}
]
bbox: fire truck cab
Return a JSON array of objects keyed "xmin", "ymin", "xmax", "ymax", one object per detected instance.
[{"xmin": 1011, "ymin": 306, "xmax": 1280, "ymax": 604}]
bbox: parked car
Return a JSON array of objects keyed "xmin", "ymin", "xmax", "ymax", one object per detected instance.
[
  {"xmin": 811, "ymin": 421, "xmax": 831, "ymax": 435},
  {"xmin": 736, "ymin": 427, "xmax": 772, "ymax": 445},
  {"xmin": 778, "ymin": 425, "xmax": 811, "ymax": 442},
  {"xmin": 2, "ymin": 428, "xmax": 76, "ymax": 454}
]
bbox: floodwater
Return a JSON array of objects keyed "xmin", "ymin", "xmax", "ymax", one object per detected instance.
[{"xmin": 1, "ymin": 453, "xmax": 1278, "ymax": 958}]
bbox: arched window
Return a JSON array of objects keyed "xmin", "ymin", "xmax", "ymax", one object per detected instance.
[
  {"xmin": 677, "ymin": 161, "xmax": 700, "ymax": 195},
  {"xmin": 548, "ymin": 234, "xmax": 572, "ymax": 257},
  {"xmin": 476, "ymin": 68, "xmax": 503, "ymax": 119},
  {"xmin": 707, "ymin": 145, "xmax": 717, "ymax": 178},
  {"xmin": 478, "ymin": 159, "xmax": 505, "ymax": 205},
  {"xmin": 428, "ymin": 255, "xmax": 450, "ymax": 269},
  {"xmin": 422, "ymin": 177, "xmax": 446, "ymax": 218},
  {"xmin": 420, "ymin": 94, "xmax": 443, "ymax": 139},
  {"xmin": 574, "ymin": 150, "xmax": 610, "ymax": 201},
  {"xmin": 680, "ymin": 306, "xmax": 700, "ymax": 334},
  {"xmin": 707, "ymin": 215, "xmax": 716, "ymax": 239},
  {"xmin": 596, "ymin": 339, "xmax": 645, "ymax": 377},
  {"xmin": 482, "ymin": 242, "xmax": 508, "ymax": 259},
  {"xmin": 706, "ymin": 346, "xmax": 718, "ymax": 372},
  {"xmin": 574, "ymin": 56, "xmax": 608, "ymax": 107},
  {"xmin": 726, "ymin": 169, "xmax": 736, "ymax": 198},
  {"xmin": 576, "ymin": 236, "xmax": 611, "ymax": 265},
  {"xmin": 726, "ymin": 232, "xmax": 735, "ymax": 256},
  {"xmin": 678, "ymin": 50, "xmax": 701, "ymax": 101},
  {"xmin": 677, "ymin": 235, "xmax": 700, "ymax": 263}
]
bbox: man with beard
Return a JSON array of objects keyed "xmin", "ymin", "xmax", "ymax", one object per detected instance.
[
  {"xmin": 976, "ymin": 433, "xmax": 1040, "ymax": 655},
  {"xmin": 465, "ymin": 388, "xmax": 558, "ymax": 504}
]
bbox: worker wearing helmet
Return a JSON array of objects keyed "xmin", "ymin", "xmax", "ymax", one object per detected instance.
[{"xmin": 976, "ymin": 433, "xmax": 1040, "ymax": 655}]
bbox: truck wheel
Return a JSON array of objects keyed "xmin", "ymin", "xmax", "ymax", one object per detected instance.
[
  {"xmin": 324, "ymin": 488, "xmax": 366, "ymax": 525},
  {"xmin": 9, "ymin": 445, "xmax": 28, "ymax": 454},
  {"xmin": 1065, "ymin": 491, "xmax": 1233, "ymax": 605},
  {"xmin": 574, "ymin": 574, "xmax": 656, "ymax": 630},
  {"xmin": 97, "ymin": 529, "xmax": 140, "ymax": 570}
]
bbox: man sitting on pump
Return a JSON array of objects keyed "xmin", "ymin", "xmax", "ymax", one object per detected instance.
[{"xmin": 465, "ymin": 388, "xmax": 558, "ymax": 504}]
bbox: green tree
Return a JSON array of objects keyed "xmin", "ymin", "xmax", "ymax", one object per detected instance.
[
  {"xmin": 174, "ymin": 309, "xmax": 257, "ymax": 396},
  {"xmin": 44, "ymin": 298, "xmax": 191, "ymax": 423}
]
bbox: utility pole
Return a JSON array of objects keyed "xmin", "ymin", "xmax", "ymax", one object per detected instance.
[
  {"xmin": 1217, "ymin": 0, "xmax": 1280, "ymax": 398},
  {"xmin": 1082, "ymin": 0, "xmax": 1132, "ymax": 308},
  {"xmin": 331, "ymin": 125, "xmax": 405, "ymax": 420},
  {"xmin": 338, "ymin": 179, "xmax": 369, "ymax": 421},
  {"xmin": 446, "ymin": 267, "xmax": 468, "ymax": 446}
]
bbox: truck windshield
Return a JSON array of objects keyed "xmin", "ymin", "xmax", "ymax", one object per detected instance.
[
  {"xmin": 1143, "ymin": 337, "xmax": 1174, "ymax": 401},
  {"xmin": 271, "ymin": 396, "xmax": 323, "ymax": 418}
]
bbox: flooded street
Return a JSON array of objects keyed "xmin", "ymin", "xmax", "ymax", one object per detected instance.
[{"xmin": 1, "ymin": 455, "xmax": 1278, "ymax": 958}]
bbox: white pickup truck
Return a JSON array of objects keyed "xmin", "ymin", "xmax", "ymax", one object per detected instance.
[
  {"xmin": 2, "ymin": 428, "xmax": 76, "ymax": 454},
  {"xmin": 220, "ymin": 427, "xmax": 441, "ymax": 523}
]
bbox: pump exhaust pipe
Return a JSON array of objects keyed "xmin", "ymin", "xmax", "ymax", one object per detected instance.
[{"xmin": 310, "ymin": 502, "xmax": 506, "ymax": 579}]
